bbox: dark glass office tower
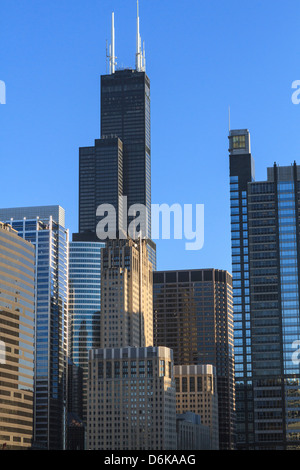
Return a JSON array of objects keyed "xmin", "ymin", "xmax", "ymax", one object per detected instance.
[
  {"xmin": 100, "ymin": 69, "xmax": 151, "ymax": 238},
  {"xmin": 67, "ymin": 359, "xmax": 85, "ymax": 450},
  {"xmin": 228, "ymin": 130, "xmax": 255, "ymax": 449},
  {"xmin": 75, "ymin": 10, "xmax": 156, "ymax": 270},
  {"xmin": 229, "ymin": 130, "xmax": 300, "ymax": 450},
  {"xmin": 78, "ymin": 137, "xmax": 123, "ymax": 237},
  {"xmin": 153, "ymin": 269, "xmax": 235, "ymax": 450},
  {"xmin": 78, "ymin": 70, "xmax": 151, "ymax": 240}
]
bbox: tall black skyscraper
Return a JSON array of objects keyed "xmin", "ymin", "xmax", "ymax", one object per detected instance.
[
  {"xmin": 75, "ymin": 5, "xmax": 156, "ymax": 269},
  {"xmin": 229, "ymin": 129, "xmax": 255, "ymax": 449},
  {"xmin": 229, "ymin": 129, "xmax": 300, "ymax": 450},
  {"xmin": 100, "ymin": 68, "xmax": 151, "ymax": 237},
  {"xmin": 78, "ymin": 137, "xmax": 123, "ymax": 236}
]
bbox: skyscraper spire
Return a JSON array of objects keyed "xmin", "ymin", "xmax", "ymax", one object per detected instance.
[
  {"xmin": 136, "ymin": 0, "xmax": 145, "ymax": 72},
  {"xmin": 107, "ymin": 12, "xmax": 116, "ymax": 74},
  {"xmin": 111, "ymin": 12, "xmax": 115, "ymax": 73}
]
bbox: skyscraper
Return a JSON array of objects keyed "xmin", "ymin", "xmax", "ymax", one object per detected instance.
[
  {"xmin": 176, "ymin": 412, "xmax": 211, "ymax": 450},
  {"xmin": 229, "ymin": 129, "xmax": 300, "ymax": 449},
  {"xmin": 100, "ymin": 238, "xmax": 153, "ymax": 349},
  {"xmin": 0, "ymin": 222, "xmax": 35, "ymax": 450},
  {"xmin": 153, "ymin": 268, "xmax": 235, "ymax": 450},
  {"xmin": 67, "ymin": 359, "xmax": 85, "ymax": 450},
  {"xmin": 69, "ymin": 239, "xmax": 105, "ymax": 426},
  {"xmin": 87, "ymin": 346, "xmax": 176, "ymax": 450},
  {"xmin": 78, "ymin": 138, "xmax": 123, "ymax": 238},
  {"xmin": 100, "ymin": 68, "xmax": 151, "ymax": 238},
  {"xmin": 0, "ymin": 206, "xmax": 69, "ymax": 450},
  {"xmin": 76, "ymin": 4, "xmax": 156, "ymax": 270},
  {"xmin": 83, "ymin": 5, "xmax": 171, "ymax": 450},
  {"xmin": 175, "ymin": 365, "xmax": 219, "ymax": 449},
  {"xmin": 228, "ymin": 129, "xmax": 254, "ymax": 449}
]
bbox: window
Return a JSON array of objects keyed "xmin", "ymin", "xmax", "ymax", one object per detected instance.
[
  {"xmin": 106, "ymin": 362, "xmax": 112, "ymax": 379},
  {"xmin": 232, "ymin": 135, "xmax": 246, "ymax": 149},
  {"xmin": 190, "ymin": 376, "xmax": 195, "ymax": 392},
  {"xmin": 159, "ymin": 360, "xmax": 165, "ymax": 377}
]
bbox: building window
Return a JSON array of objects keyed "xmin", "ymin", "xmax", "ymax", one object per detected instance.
[
  {"xmin": 182, "ymin": 377, "xmax": 187, "ymax": 393},
  {"xmin": 159, "ymin": 360, "xmax": 165, "ymax": 377},
  {"xmin": 232, "ymin": 135, "xmax": 246, "ymax": 149}
]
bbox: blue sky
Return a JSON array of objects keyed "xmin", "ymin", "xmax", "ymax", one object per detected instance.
[{"xmin": 1, "ymin": 0, "xmax": 300, "ymax": 272}]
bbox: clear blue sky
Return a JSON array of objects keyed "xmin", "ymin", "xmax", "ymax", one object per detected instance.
[{"xmin": 1, "ymin": 0, "xmax": 300, "ymax": 272}]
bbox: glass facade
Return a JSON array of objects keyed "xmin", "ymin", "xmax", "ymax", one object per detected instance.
[
  {"xmin": 0, "ymin": 208, "xmax": 69, "ymax": 450},
  {"xmin": 229, "ymin": 129, "xmax": 255, "ymax": 448},
  {"xmin": 69, "ymin": 241, "xmax": 105, "ymax": 426},
  {"xmin": 101, "ymin": 70, "xmax": 151, "ymax": 239},
  {"xmin": 0, "ymin": 223, "xmax": 35, "ymax": 450},
  {"xmin": 229, "ymin": 130, "xmax": 300, "ymax": 449},
  {"xmin": 79, "ymin": 138, "xmax": 123, "ymax": 236},
  {"xmin": 153, "ymin": 269, "xmax": 235, "ymax": 450},
  {"xmin": 248, "ymin": 179, "xmax": 283, "ymax": 447},
  {"xmin": 277, "ymin": 180, "xmax": 300, "ymax": 447},
  {"xmin": 76, "ymin": 69, "xmax": 156, "ymax": 269}
]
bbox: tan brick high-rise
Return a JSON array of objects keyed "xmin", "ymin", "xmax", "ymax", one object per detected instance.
[
  {"xmin": 0, "ymin": 223, "xmax": 35, "ymax": 450},
  {"xmin": 100, "ymin": 238, "xmax": 153, "ymax": 348}
]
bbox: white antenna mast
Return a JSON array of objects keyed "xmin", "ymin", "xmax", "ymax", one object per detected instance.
[
  {"xmin": 136, "ymin": 0, "xmax": 145, "ymax": 72},
  {"xmin": 107, "ymin": 12, "xmax": 116, "ymax": 74}
]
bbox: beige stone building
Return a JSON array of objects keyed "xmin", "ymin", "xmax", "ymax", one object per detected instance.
[
  {"xmin": 175, "ymin": 364, "xmax": 219, "ymax": 449},
  {"xmin": 100, "ymin": 238, "xmax": 153, "ymax": 349},
  {"xmin": 87, "ymin": 346, "xmax": 176, "ymax": 450},
  {"xmin": 0, "ymin": 223, "xmax": 35, "ymax": 449}
]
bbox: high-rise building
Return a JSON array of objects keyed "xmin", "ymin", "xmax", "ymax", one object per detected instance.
[
  {"xmin": 67, "ymin": 359, "xmax": 85, "ymax": 450},
  {"xmin": 0, "ymin": 222, "xmax": 35, "ymax": 450},
  {"xmin": 76, "ymin": 5, "xmax": 156, "ymax": 271},
  {"xmin": 83, "ymin": 4, "xmax": 164, "ymax": 451},
  {"xmin": 175, "ymin": 365, "xmax": 219, "ymax": 450},
  {"xmin": 153, "ymin": 269, "xmax": 235, "ymax": 450},
  {"xmin": 87, "ymin": 346, "xmax": 177, "ymax": 450},
  {"xmin": 67, "ymin": 359, "xmax": 83, "ymax": 425},
  {"xmin": 69, "ymin": 240, "xmax": 105, "ymax": 426},
  {"xmin": 229, "ymin": 129, "xmax": 300, "ymax": 449},
  {"xmin": 78, "ymin": 138, "xmax": 123, "ymax": 237},
  {"xmin": 100, "ymin": 68, "xmax": 151, "ymax": 238},
  {"xmin": 176, "ymin": 412, "xmax": 211, "ymax": 451},
  {"xmin": 229, "ymin": 129, "xmax": 255, "ymax": 449},
  {"xmin": 100, "ymin": 238, "xmax": 153, "ymax": 349},
  {"xmin": 0, "ymin": 206, "xmax": 69, "ymax": 450}
]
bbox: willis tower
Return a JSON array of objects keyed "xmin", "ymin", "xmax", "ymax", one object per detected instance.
[{"xmin": 75, "ymin": 2, "xmax": 156, "ymax": 269}]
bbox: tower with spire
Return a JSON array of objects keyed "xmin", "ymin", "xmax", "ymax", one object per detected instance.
[
  {"xmin": 75, "ymin": 0, "xmax": 156, "ymax": 270},
  {"xmin": 107, "ymin": 0, "xmax": 146, "ymax": 74}
]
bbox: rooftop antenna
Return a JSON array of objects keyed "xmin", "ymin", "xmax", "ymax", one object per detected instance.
[
  {"xmin": 228, "ymin": 106, "xmax": 231, "ymax": 132},
  {"xmin": 136, "ymin": 0, "xmax": 145, "ymax": 72},
  {"xmin": 107, "ymin": 12, "xmax": 116, "ymax": 74}
]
